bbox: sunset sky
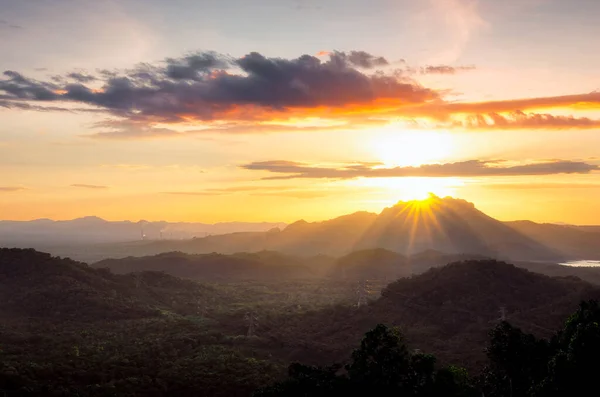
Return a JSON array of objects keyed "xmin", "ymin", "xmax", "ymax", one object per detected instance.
[{"xmin": 1, "ymin": 0, "xmax": 599, "ymax": 224}]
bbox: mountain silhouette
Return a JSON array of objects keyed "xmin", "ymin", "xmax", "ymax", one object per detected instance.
[
  {"xmin": 89, "ymin": 195, "xmax": 566, "ymax": 261},
  {"xmin": 13, "ymin": 196, "xmax": 599, "ymax": 263}
]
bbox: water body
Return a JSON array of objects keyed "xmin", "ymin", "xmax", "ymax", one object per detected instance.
[{"xmin": 560, "ymin": 260, "xmax": 600, "ymax": 267}]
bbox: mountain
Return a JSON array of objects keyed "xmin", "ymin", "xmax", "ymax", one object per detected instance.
[
  {"xmin": 264, "ymin": 260, "xmax": 600, "ymax": 369},
  {"xmin": 11, "ymin": 196, "xmax": 599, "ymax": 263},
  {"xmin": 505, "ymin": 220, "xmax": 600, "ymax": 260},
  {"xmin": 71, "ymin": 196, "xmax": 572, "ymax": 262},
  {"xmin": 0, "ymin": 217, "xmax": 287, "ymax": 246}
]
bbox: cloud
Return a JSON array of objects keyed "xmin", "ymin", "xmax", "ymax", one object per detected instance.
[
  {"xmin": 88, "ymin": 120, "xmax": 183, "ymax": 139},
  {"xmin": 420, "ymin": 65, "xmax": 476, "ymax": 74},
  {"xmin": 163, "ymin": 191, "xmax": 223, "ymax": 196},
  {"xmin": 85, "ymin": 119, "xmax": 370, "ymax": 140},
  {"xmin": 66, "ymin": 72, "xmax": 97, "ymax": 83},
  {"xmin": 332, "ymin": 51, "xmax": 389, "ymax": 69},
  {"xmin": 164, "ymin": 52, "xmax": 230, "ymax": 81},
  {"xmin": 71, "ymin": 184, "xmax": 108, "ymax": 189},
  {"xmin": 484, "ymin": 182, "xmax": 600, "ymax": 190},
  {"xmin": 162, "ymin": 184, "xmax": 329, "ymax": 199},
  {"xmin": 441, "ymin": 92, "xmax": 600, "ymax": 114},
  {"xmin": 241, "ymin": 159, "xmax": 599, "ymax": 180},
  {"xmin": 0, "ymin": 99, "xmax": 94, "ymax": 113},
  {"xmin": 0, "ymin": 71, "xmax": 59, "ymax": 100},
  {"xmin": 451, "ymin": 111, "xmax": 600, "ymax": 130},
  {"xmin": 0, "ymin": 20, "xmax": 23, "ymax": 29},
  {"xmin": 3, "ymin": 48, "xmax": 600, "ymax": 138},
  {"xmin": 0, "ymin": 51, "xmax": 435, "ymax": 126},
  {"xmin": 0, "ymin": 186, "xmax": 26, "ymax": 192},
  {"xmin": 250, "ymin": 191, "xmax": 328, "ymax": 199}
]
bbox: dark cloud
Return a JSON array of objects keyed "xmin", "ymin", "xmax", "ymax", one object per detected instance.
[
  {"xmin": 165, "ymin": 51, "xmax": 230, "ymax": 80},
  {"xmin": 0, "ymin": 186, "xmax": 26, "ymax": 192},
  {"xmin": 0, "ymin": 51, "xmax": 435, "ymax": 125},
  {"xmin": 0, "ymin": 71, "xmax": 58, "ymax": 100},
  {"xmin": 0, "ymin": 100, "xmax": 71, "ymax": 112},
  {"xmin": 66, "ymin": 72, "xmax": 97, "ymax": 83},
  {"xmin": 71, "ymin": 184, "xmax": 108, "ymax": 189},
  {"xmin": 333, "ymin": 51, "xmax": 389, "ymax": 69},
  {"xmin": 241, "ymin": 159, "xmax": 599, "ymax": 180},
  {"xmin": 0, "ymin": 99, "xmax": 107, "ymax": 114},
  {"xmin": 420, "ymin": 65, "xmax": 476, "ymax": 75},
  {"xmin": 4, "ymin": 48, "xmax": 600, "ymax": 138}
]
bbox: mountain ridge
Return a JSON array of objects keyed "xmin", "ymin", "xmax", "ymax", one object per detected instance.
[{"xmin": 5, "ymin": 196, "xmax": 600, "ymax": 262}]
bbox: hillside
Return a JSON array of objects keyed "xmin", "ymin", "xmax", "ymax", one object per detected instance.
[
  {"xmin": 263, "ymin": 260, "xmax": 600, "ymax": 370},
  {"xmin": 93, "ymin": 251, "xmax": 330, "ymax": 280},
  {"xmin": 0, "ymin": 248, "xmax": 226, "ymax": 321}
]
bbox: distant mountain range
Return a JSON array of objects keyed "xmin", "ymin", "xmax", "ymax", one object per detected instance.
[
  {"xmin": 0, "ymin": 217, "xmax": 287, "ymax": 245},
  {"xmin": 3, "ymin": 196, "xmax": 600, "ymax": 263}
]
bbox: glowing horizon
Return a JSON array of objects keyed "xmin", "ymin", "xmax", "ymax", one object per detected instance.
[{"xmin": 1, "ymin": 0, "xmax": 599, "ymax": 225}]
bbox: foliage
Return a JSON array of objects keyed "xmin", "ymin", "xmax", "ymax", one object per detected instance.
[
  {"xmin": 256, "ymin": 324, "xmax": 478, "ymax": 397},
  {"xmin": 4, "ymin": 249, "xmax": 600, "ymax": 396}
]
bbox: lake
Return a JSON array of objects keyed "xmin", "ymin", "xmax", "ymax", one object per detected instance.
[{"xmin": 560, "ymin": 260, "xmax": 600, "ymax": 267}]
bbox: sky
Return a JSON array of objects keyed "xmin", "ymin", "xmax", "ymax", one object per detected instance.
[{"xmin": 1, "ymin": 0, "xmax": 600, "ymax": 224}]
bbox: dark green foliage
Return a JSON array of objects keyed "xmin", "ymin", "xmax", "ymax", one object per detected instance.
[
  {"xmin": 256, "ymin": 324, "xmax": 478, "ymax": 397},
  {"xmin": 481, "ymin": 322, "xmax": 550, "ymax": 397},
  {"xmin": 6, "ymin": 249, "xmax": 600, "ymax": 396},
  {"xmin": 481, "ymin": 300, "xmax": 600, "ymax": 397}
]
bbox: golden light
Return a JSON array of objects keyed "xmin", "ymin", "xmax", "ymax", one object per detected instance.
[
  {"xmin": 370, "ymin": 126, "xmax": 455, "ymax": 167},
  {"xmin": 348, "ymin": 177, "xmax": 464, "ymax": 203}
]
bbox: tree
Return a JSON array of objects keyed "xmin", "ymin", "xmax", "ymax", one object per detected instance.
[
  {"xmin": 255, "ymin": 324, "xmax": 477, "ymax": 397},
  {"xmin": 533, "ymin": 300, "xmax": 600, "ymax": 397},
  {"xmin": 482, "ymin": 321, "xmax": 550, "ymax": 397}
]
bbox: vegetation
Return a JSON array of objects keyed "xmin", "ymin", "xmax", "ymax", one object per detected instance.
[
  {"xmin": 257, "ymin": 301, "xmax": 600, "ymax": 397},
  {"xmin": 3, "ymin": 248, "xmax": 600, "ymax": 396}
]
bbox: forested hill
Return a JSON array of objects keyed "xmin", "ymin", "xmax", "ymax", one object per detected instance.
[
  {"xmin": 0, "ymin": 248, "xmax": 227, "ymax": 321},
  {"xmin": 262, "ymin": 260, "xmax": 600, "ymax": 370},
  {"xmin": 93, "ymin": 250, "xmax": 332, "ymax": 280}
]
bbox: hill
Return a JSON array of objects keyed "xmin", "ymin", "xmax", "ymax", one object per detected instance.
[
  {"xmin": 0, "ymin": 248, "xmax": 226, "ymax": 321},
  {"xmin": 263, "ymin": 260, "xmax": 600, "ymax": 370},
  {"xmin": 0, "ymin": 248, "xmax": 284, "ymax": 396},
  {"xmin": 93, "ymin": 251, "xmax": 332, "ymax": 281}
]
